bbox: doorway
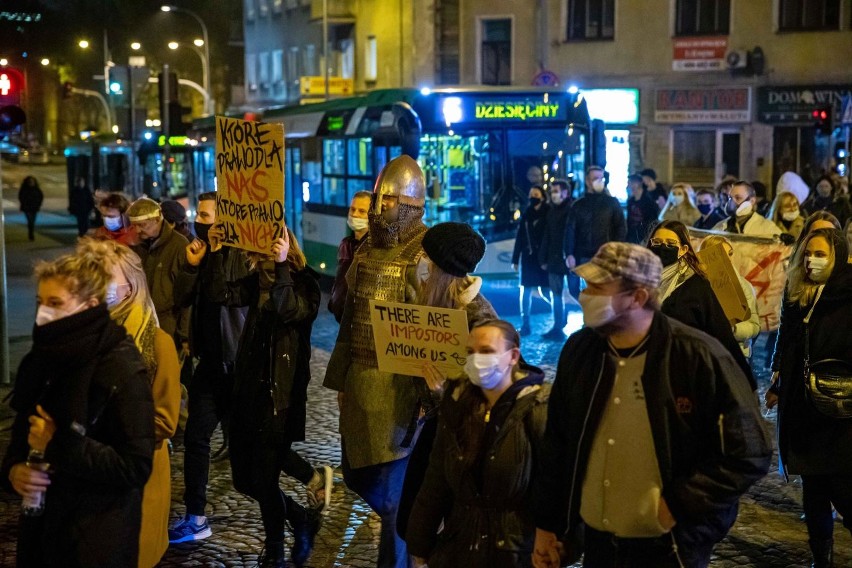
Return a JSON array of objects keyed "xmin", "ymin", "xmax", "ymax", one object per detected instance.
[{"xmin": 671, "ymin": 128, "xmax": 741, "ymax": 188}]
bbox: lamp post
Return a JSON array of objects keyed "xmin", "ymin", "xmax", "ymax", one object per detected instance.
[
  {"xmin": 78, "ymin": 32, "xmax": 115, "ymax": 130},
  {"xmin": 161, "ymin": 5, "xmax": 212, "ymax": 113},
  {"xmin": 168, "ymin": 40, "xmax": 209, "ymax": 114}
]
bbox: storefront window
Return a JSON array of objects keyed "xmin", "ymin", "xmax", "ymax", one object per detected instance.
[{"xmin": 672, "ymin": 130, "xmax": 716, "ymax": 186}]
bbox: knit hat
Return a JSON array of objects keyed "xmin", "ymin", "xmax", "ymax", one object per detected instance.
[
  {"xmin": 159, "ymin": 200, "xmax": 187, "ymax": 225},
  {"xmin": 574, "ymin": 242, "xmax": 662, "ymax": 288},
  {"xmin": 127, "ymin": 197, "xmax": 162, "ymax": 223},
  {"xmin": 775, "ymin": 171, "xmax": 809, "ymax": 206},
  {"xmin": 422, "ymin": 222, "xmax": 486, "ymax": 277}
]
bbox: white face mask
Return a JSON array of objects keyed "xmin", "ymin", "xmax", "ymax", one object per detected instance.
[
  {"xmin": 464, "ymin": 352, "xmax": 510, "ymax": 390},
  {"xmin": 735, "ymin": 200, "xmax": 753, "ymax": 218},
  {"xmin": 672, "ymin": 194, "xmax": 685, "ymax": 206},
  {"xmin": 103, "ymin": 216, "xmax": 123, "ymax": 231},
  {"xmin": 782, "ymin": 211, "xmax": 799, "ymax": 222},
  {"xmin": 807, "ymin": 257, "xmax": 830, "ymax": 282},
  {"xmin": 578, "ymin": 291, "xmax": 619, "ymax": 328},
  {"xmin": 105, "ymin": 282, "xmax": 130, "ymax": 308},
  {"xmin": 591, "ymin": 179, "xmax": 605, "ymax": 193},
  {"xmin": 347, "ymin": 215, "xmax": 368, "ymax": 232},
  {"xmin": 35, "ymin": 302, "xmax": 86, "ymax": 326}
]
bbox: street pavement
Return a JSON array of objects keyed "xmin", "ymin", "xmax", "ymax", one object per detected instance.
[{"xmin": 1, "ymin": 161, "xmax": 851, "ymax": 566}]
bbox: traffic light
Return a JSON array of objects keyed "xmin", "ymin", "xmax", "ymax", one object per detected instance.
[
  {"xmin": 158, "ymin": 70, "xmax": 181, "ymax": 136},
  {"xmin": 0, "ymin": 105, "xmax": 26, "ymax": 131},
  {"xmin": 812, "ymin": 104, "xmax": 833, "ymax": 136},
  {"xmin": 109, "ymin": 66, "xmax": 129, "ymax": 106},
  {"xmin": 0, "ymin": 68, "xmax": 24, "ymax": 106}
]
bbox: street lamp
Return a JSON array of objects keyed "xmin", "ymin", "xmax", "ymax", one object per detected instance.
[
  {"xmin": 161, "ymin": 5, "xmax": 212, "ymax": 113},
  {"xmin": 130, "ymin": 42, "xmax": 142, "ymax": 51},
  {"xmin": 78, "ymin": 39, "xmax": 90, "ymax": 49},
  {"xmin": 40, "ymin": 58, "xmax": 49, "ymax": 66},
  {"xmin": 168, "ymin": 41, "xmax": 210, "ymax": 115},
  {"xmin": 0, "ymin": 59, "xmax": 7, "ymax": 66}
]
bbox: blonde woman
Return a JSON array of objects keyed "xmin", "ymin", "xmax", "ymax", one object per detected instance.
[
  {"xmin": 659, "ymin": 182, "xmax": 701, "ymax": 226},
  {"xmin": 76, "ymin": 237, "xmax": 181, "ymax": 568},
  {"xmin": 768, "ymin": 191, "xmax": 805, "ymax": 240}
]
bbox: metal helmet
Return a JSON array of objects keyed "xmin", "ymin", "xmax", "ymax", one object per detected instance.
[{"xmin": 372, "ymin": 155, "xmax": 426, "ymax": 212}]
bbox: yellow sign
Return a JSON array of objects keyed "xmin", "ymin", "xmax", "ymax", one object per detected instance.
[
  {"xmin": 369, "ymin": 299, "xmax": 469, "ymax": 377},
  {"xmin": 299, "ymin": 76, "xmax": 354, "ymax": 96},
  {"xmin": 474, "ymin": 101, "xmax": 561, "ymax": 120},
  {"xmin": 214, "ymin": 116, "xmax": 286, "ymax": 254}
]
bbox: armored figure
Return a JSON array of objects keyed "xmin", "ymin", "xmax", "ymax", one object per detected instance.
[{"xmin": 324, "ymin": 155, "xmax": 428, "ymax": 568}]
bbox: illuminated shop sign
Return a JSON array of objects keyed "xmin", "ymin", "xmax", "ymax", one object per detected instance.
[
  {"xmin": 582, "ymin": 89, "xmax": 640, "ymax": 124},
  {"xmin": 437, "ymin": 95, "xmax": 567, "ymax": 125}
]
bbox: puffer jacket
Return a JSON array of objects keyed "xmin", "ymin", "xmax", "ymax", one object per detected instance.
[
  {"xmin": 534, "ymin": 313, "xmax": 770, "ymax": 552},
  {"xmin": 564, "ymin": 192, "xmax": 626, "ymax": 260},
  {"xmin": 406, "ymin": 366, "xmax": 549, "ymax": 568}
]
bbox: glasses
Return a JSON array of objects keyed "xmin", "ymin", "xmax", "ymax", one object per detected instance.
[{"xmin": 649, "ymin": 238, "xmax": 679, "ymax": 248}]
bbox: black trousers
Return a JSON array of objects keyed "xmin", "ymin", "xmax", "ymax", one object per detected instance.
[
  {"xmin": 24, "ymin": 211, "xmax": 37, "ymax": 240},
  {"xmin": 583, "ymin": 525, "xmax": 711, "ymax": 568},
  {"xmin": 568, "ymin": 257, "xmax": 591, "ymax": 299},
  {"xmin": 801, "ymin": 474, "xmax": 852, "ymax": 541}
]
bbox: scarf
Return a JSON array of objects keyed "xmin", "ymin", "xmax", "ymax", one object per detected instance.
[
  {"xmin": 659, "ymin": 260, "xmax": 692, "ymax": 303},
  {"xmin": 115, "ymin": 302, "xmax": 158, "ymax": 383}
]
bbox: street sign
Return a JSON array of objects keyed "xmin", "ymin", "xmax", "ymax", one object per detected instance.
[
  {"xmin": 841, "ymin": 95, "xmax": 852, "ymax": 127},
  {"xmin": 299, "ymin": 76, "xmax": 354, "ymax": 96}
]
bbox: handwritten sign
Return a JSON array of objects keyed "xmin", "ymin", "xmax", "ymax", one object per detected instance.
[
  {"xmin": 369, "ymin": 299, "xmax": 469, "ymax": 377},
  {"xmin": 215, "ymin": 116, "xmax": 285, "ymax": 254},
  {"xmin": 696, "ymin": 243, "xmax": 749, "ymax": 324}
]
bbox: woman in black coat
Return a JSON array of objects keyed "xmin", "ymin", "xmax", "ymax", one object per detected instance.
[
  {"xmin": 207, "ymin": 228, "xmax": 324, "ymax": 568},
  {"xmin": 647, "ymin": 220, "xmax": 756, "ymax": 391},
  {"xmin": 512, "ymin": 186, "xmax": 550, "ymax": 336},
  {"xmin": 2, "ymin": 250, "xmax": 154, "ymax": 568},
  {"xmin": 18, "ymin": 175, "xmax": 43, "ymax": 241},
  {"xmin": 765, "ymin": 229, "xmax": 852, "ymax": 567},
  {"xmin": 407, "ymin": 319, "xmax": 549, "ymax": 568}
]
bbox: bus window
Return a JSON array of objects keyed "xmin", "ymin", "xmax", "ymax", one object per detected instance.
[
  {"xmin": 347, "ymin": 138, "xmax": 372, "ymax": 177},
  {"xmin": 347, "ymin": 178, "xmax": 373, "ymax": 200},
  {"xmin": 323, "ymin": 139, "xmax": 346, "ymax": 175},
  {"xmin": 301, "ymin": 139, "xmax": 323, "ymax": 204},
  {"xmin": 323, "ymin": 177, "xmax": 347, "ymax": 206}
]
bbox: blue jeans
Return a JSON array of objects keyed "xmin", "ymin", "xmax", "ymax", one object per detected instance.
[{"xmin": 342, "ymin": 445, "xmax": 410, "ymax": 568}]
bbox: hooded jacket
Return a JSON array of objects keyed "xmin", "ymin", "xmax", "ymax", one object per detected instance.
[
  {"xmin": 771, "ymin": 230, "xmax": 852, "ymax": 477},
  {"xmin": 407, "ymin": 365, "xmax": 549, "ymax": 568},
  {"xmin": 534, "ymin": 313, "xmax": 770, "ymax": 550}
]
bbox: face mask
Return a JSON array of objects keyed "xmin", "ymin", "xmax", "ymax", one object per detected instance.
[
  {"xmin": 347, "ymin": 215, "xmax": 369, "ymax": 232},
  {"xmin": 649, "ymin": 244, "xmax": 681, "ymax": 267},
  {"xmin": 194, "ymin": 221, "xmax": 212, "ymax": 243},
  {"xmin": 578, "ymin": 291, "xmax": 620, "ymax": 328},
  {"xmin": 591, "ymin": 179, "xmax": 605, "ymax": 193},
  {"xmin": 464, "ymin": 352, "xmax": 509, "ymax": 390},
  {"xmin": 103, "ymin": 216, "xmax": 123, "ymax": 231},
  {"xmin": 528, "ymin": 197, "xmax": 541, "ymax": 207},
  {"xmin": 735, "ymin": 201, "xmax": 753, "ymax": 218},
  {"xmin": 807, "ymin": 257, "xmax": 830, "ymax": 282},
  {"xmin": 35, "ymin": 302, "xmax": 85, "ymax": 326},
  {"xmin": 672, "ymin": 194, "xmax": 685, "ymax": 206},
  {"xmin": 782, "ymin": 211, "xmax": 800, "ymax": 222},
  {"xmin": 697, "ymin": 203, "xmax": 714, "ymax": 215}
]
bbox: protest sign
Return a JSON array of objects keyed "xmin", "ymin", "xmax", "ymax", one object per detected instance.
[
  {"xmin": 370, "ymin": 299, "xmax": 469, "ymax": 377},
  {"xmin": 214, "ymin": 116, "xmax": 285, "ymax": 254},
  {"xmin": 696, "ymin": 243, "xmax": 749, "ymax": 323}
]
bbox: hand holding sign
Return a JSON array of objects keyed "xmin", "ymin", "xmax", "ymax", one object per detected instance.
[
  {"xmin": 422, "ymin": 362, "xmax": 447, "ymax": 394},
  {"xmin": 271, "ymin": 230, "xmax": 290, "ymax": 264},
  {"xmin": 208, "ymin": 224, "xmax": 224, "ymax": 252}
]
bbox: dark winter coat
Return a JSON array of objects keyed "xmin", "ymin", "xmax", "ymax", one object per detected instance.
[
  {"xmin": 802, "ymin": 195, "xmax": 852, "ymax": 229},
  {"xmin": 68, "ymin": 184, "xmax": 94, "ymax": 218},
  {"xmin": 771, "ymin": 231, "xmax": 852, "ymax": 476},
  {"xmin": 693, "ymin": 209, "xmax": 728, "ymax": 231},
  {"xmin": 626, "ymin": 192, "xmax": 660, "ymax": 244},
  {"xmin": 512, "ymin": 204, "xmax": 550, "ymax": 287},
  {"xmin": 133, "ymin": 221, "xmax": 194, "ymax": 340},
  {"xmin": 1, "ymin": 305, "xmax": 154, "ymax": 568},
  {"xmin": 18, "ymin": 180, "xmax": 43, "ymax": 213},
  {"xmin": 534, "ymin": 313, "xmax": 770, "ymax": 552},
  {"xmin": 182, "ymin": 246, "xmax": 250, "ymax": 372},
  {"xmin": 407, "ymin": 367, "xmax": 549, "ymax": 568},
  {"xmin": 329, "ymin": 233, "xmax": 366, "ymax": 322},
  {"xmin": 564, "ymin": 193, "xmax": 626, "ymax": 260},
  {"xmin": 538, "ymin": 200, "xmax": 572, "ymax": 275},
  {"xmin": 661, "ymin": 273, "xmax": 757, "ymax": 391}
]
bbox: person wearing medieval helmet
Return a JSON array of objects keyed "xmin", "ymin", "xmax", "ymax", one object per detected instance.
[{"xmin": 324, "ymin": 155, "xmax": 429, "ymax": 568}]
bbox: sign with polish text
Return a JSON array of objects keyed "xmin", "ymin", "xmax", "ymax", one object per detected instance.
[
  {"xmin": 370, "ymin": 299, "xmax": 469, "ymax": 378},
  {"xmin": 215, "ymin": 116, "xmax": 286, "ymax": 254},
  {"xmin": 655, "ymin": 87, "xmax": 751, "ymax": 123},
  {"xmin": 672, "ymin": 37, "xmax": 727, "ymax": 71}
]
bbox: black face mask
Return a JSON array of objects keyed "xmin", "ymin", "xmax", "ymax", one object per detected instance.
[
  {"xmin": 529, "ymin": 197, "xmax": 541, "ymax": 207},
  {"xmin": 697, "ymin": 203, "xmax": 714, "ymax": 215},
  {"xmin": 194, "ymin": 221, "xmax": 212, "ymax": 243},
  {"xmin": 649, "ymin": 244, "xmax": 680, "ymax": 267}
]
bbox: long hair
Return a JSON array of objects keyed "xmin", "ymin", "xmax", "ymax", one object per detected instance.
[
  {"xmin": 649, "ymin": 219, "xmax": 706, "ymax": 278},
  {"xmin": 247, "ymin": 227, "xmax": 306, "ymax": 271},
  {"xmin": 419, "ymin": 264, "xmax": 475, "ymax": 310},
  {"xmin": 75, "ymin": 237, "xmax": 157, "ymax": 325},
  {"xmin": 658, "ymin": 182, "xmax": 699, "ymax": 221},
  {"xmin": 767, "ymin": 192, "xmax": 800, "ymax": 224},
  {"xmin": 456, "ymin": 319, "xmax": 521, "ymax": 465},
  {"xmin": 787, "ymin": 229, "xmax": 838, "ymax": 308},
  {"xmin": 792, "ymin": 211, "xmax": 841, "ymax": 254}
]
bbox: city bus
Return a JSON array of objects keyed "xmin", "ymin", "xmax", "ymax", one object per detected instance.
[{"xmin": 190, "ymin": 87, "xmax": 598, "ymax": 277}]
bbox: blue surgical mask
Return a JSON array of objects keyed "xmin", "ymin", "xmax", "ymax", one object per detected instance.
[
  {"xmin": 103, "ymin": 216, "xmax": 123, "ymax": 231},
  {"xmin": 464, "ymin": 352, "xmax": 510, "ymax": 390}
]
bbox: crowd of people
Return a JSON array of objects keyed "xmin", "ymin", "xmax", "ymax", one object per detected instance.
[{"xmin": 3, "ymin": 159, "xmax": 852, "ymax": 568}]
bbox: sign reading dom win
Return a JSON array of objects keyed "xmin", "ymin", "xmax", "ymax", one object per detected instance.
[
  {"xmin": 215, "ymin": 116, "xmax": 286, "ymax": 254},
  {"xmin": 370, "ymin": 299, "xmax": 469, "ymax": 378}
]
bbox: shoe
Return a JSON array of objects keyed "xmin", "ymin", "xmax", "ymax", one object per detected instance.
[
  {"xmin": 291, "ymin": 509, "xmax": 322, "ymax": 567},
  {"xmin": 518, "ymin": 324, "xmax": 531, "ymax": 337},
  {"xmin": 542, "ymin": 327, "xmax": 566, "ymax": 340},
  {"xmin": 168, "ymin": 514, "xmax": 212, "ymax": 543},
  {"xmin": 258, "ymin": 546, "xmax": 287, "ymax": 568},
  {"xmin": 306, "ymin": 465, "xmax": 333, "ymax": 512}
]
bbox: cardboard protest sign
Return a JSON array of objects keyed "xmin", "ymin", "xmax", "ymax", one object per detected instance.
[
  {"xmin": 370, "ymin": 299, "xmax": 469, "ymax": 378},
  {"xmin": 215, "ymin": 116, "xmax": 285, "ymax": 254},
  {"xmin": 696, "ymin": 243, "xmax": 749, "ymax": 324}
]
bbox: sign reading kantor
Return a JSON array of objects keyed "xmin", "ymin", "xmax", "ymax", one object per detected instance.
[
  {"xmin": 370, "ymin": 299, "xmax": 469, "ymax": 378},
  {"xmin": 215, "ymin": 116, "xmax": 286, "ymax": 254}
]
